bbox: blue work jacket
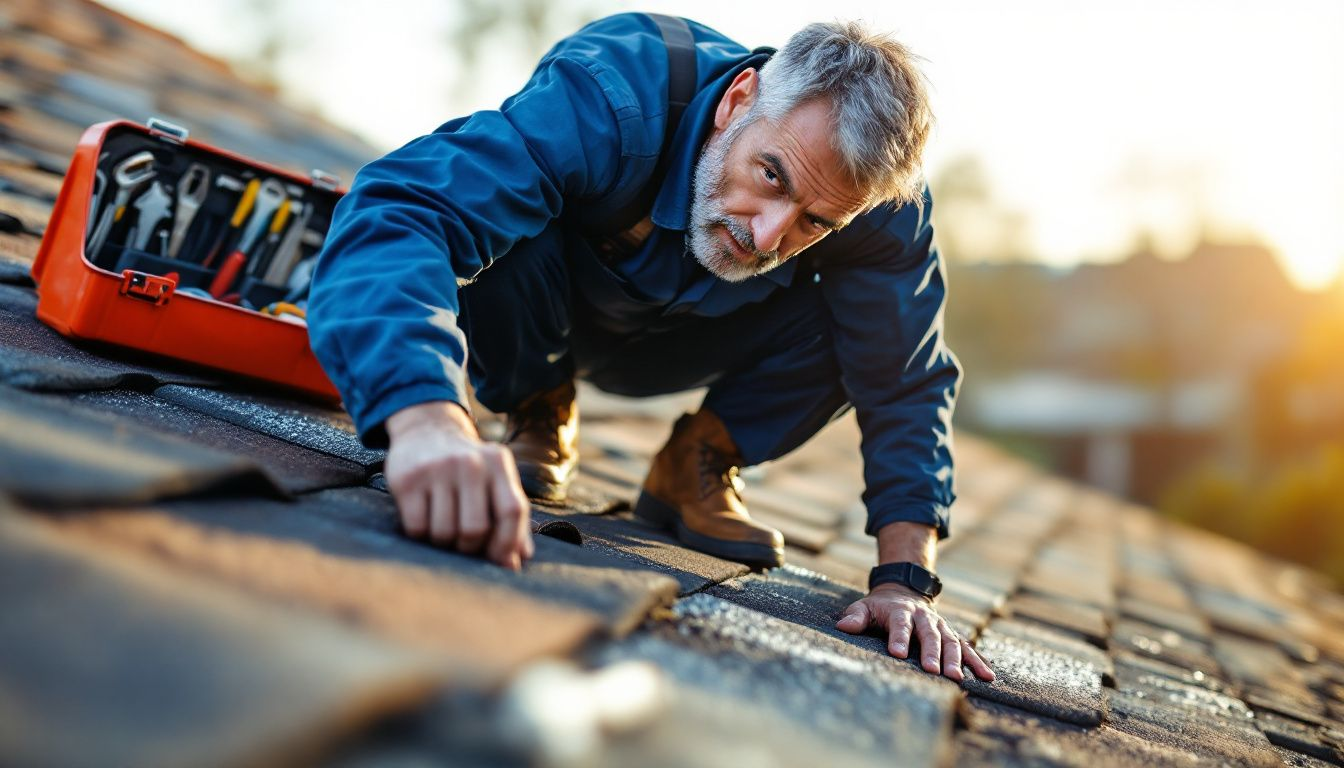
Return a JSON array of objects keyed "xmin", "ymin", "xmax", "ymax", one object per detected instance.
[{"xmin": 308, "ymin": 13, "xmax": 962, "ymax": 538}]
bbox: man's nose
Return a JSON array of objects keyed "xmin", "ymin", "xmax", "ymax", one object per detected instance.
[{"xmin": 750, "ymin": 203, "xmax": 793, "ymax": 254}]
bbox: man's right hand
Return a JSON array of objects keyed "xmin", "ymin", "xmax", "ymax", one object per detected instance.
[{"xmin": 384, "ymin": 401, "xmax": 534, "ymax": 570}]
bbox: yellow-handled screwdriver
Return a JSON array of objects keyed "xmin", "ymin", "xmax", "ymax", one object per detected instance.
[{"xmin": 202, "ymin": 177, "xmax": 259, "ymax": 268}]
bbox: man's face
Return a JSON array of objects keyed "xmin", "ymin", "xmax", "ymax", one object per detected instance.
[{"xmin": 689, "ymin": 85, "xmax": 868, "ymax": 283}]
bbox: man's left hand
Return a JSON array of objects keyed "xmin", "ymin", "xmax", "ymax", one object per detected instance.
[{"xmin": 836, "ymin": 582, "xmax": 995, "ymax": 682}]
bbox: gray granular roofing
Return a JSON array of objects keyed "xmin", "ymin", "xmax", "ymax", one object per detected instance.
[{"xmin": 4, "ymin": 0, "xmax": 1344, "ymax": 766}]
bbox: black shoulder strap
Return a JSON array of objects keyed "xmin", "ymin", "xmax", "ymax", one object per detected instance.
[
  {"xmin": 651, "ymin": 13, "xmax": 697, "ymax": 155},
  {"xmin": 583, "ymin": 13, "xmax": 697, "ymax": 238}
]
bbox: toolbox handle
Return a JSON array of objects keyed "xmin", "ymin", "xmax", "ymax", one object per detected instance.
[
  {"xmin": 310, "ymin": 169, "xmax": 341, "ymax": 192},
  {"xmin": 147, "ymin": 117, "xmax": 190, "ymax": 145}
]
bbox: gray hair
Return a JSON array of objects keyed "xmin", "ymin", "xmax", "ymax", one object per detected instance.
[{"xmin": 750, "ymin": 21, "xmax": 933, "ymax": 209}]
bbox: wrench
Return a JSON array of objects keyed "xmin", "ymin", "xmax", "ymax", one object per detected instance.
[
  {"xmin": 87, "ymin": 151, "xmax": 156, "ymax": 257},
  {"xmin": 167, "ymin": 163, "xmax": 210, "ymax": 258},
  {"xmin": 206, "ymin": 178, "xmax": 287, "ymax": 298},
  {"xmin": 233, "ymin": 177, "xmax": 288, "ymax": 258},
  {"xmin": 262, "ymin": 201, "xmax": 311, "ymax": 284},
  {"xmin": 126, "ymin": 180, "xmax": 173, "ymax": 252}
]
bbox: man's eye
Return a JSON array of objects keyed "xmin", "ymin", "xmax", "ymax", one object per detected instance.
[{"xmin": 761, "ymin": 166, "xmax": 778, "ymax": 184}]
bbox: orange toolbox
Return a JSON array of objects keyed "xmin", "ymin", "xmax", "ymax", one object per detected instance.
[{"xmin": 31, "ymin": 117, "xmax": 343, "ymax": 401}]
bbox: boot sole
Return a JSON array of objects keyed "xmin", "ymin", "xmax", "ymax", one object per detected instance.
[{"xmin": 633, "ymin": 491, "xmax": 785, "ymax": 569}]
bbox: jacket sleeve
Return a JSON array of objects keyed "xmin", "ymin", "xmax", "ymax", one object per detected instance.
[
  {"xmin": 308, "ymin": 56, "xmax": 627, "ymax": 447},
  {"xmin": 818, "ymin": 189, "xmax": 962, "ymax": 539}
]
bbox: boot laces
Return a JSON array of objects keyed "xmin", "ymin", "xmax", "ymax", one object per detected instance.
[{"xmin": 697, "ymin": 443, "xmax": 745, "ymax": 500}]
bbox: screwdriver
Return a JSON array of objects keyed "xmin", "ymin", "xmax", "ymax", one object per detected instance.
[
  {"xmin": 248, "ymin": 200, "xmax": 294, "ymax": 280},
  {"xmin": 208, "ymin": 179, "xmax": 286, "ymax": 299},
  {"xmin": 203, "ymin": 177, "xmax": 259, "ymax": 268}
]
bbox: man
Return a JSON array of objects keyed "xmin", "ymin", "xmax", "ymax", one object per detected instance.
[{"xmin": 309, "ymin": 13, "xmax": 993, "ymax": 683}]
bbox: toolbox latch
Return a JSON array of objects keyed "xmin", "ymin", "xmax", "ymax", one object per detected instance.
[
  {"xmin": 310, "ymin": 169, "xmax": 341, "ymax": 192},
  {"xmin": 147, "ymin": 117, "xmax": 190, "ymax": 145},
  {"xmin": 119, "ymin": 270, "xmax": 177, "ymax": 306}
]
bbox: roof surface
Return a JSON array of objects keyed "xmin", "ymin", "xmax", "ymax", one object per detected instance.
[{"xmin": 4, "ymin": 1, "xmax": 1344, "ymax": 766}]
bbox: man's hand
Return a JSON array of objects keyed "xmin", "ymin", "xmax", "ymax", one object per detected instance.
[
  {"xmin": 385, "ymin": 401, "xmax": 534, "ymax": 570},
  {"xmin": 835, "ymin": 520, "xmax": 995, "ymax": 683},
  {"xmin": 836, "ymin": 583, "xmax": 994, "ymax": 682}
]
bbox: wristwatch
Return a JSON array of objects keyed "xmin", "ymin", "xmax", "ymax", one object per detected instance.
[{"xmin": 869, "ymin": 561, "xmax": 943, "ymax": 599}]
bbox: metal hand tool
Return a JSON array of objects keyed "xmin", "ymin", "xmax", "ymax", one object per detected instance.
[
  {"xmin": 87, "ymin": 151, "xmax": 155, "ymax": 256},
  {"xmin": 167, "ymin": 163, "xmax": 210, "ymax": 258},
  {"xmin": 203, "ymin": 177, "xmax": 259, "ymax": 267},
  {"xmin": 126, "ymin": 181, "xmax": 173, "ymax": 251},
  {"xmin": 262, "ymin": 201, "xmax": 312, "ymax": 284},
  {"xmin": 249, "ymin": 199, "xmax": 294, "ymax": 279},
  {"xmin": 208, "ymin": 178, "xmax": 286, "ymax": 298},
  {"xmin": 231, "ymin": 178, "xmax": 288, "ymax": 259}
]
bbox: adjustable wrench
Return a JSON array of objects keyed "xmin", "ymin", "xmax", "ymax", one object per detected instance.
[
  {"xmin": 167, "ymin": 163, "xmax": 210, "ymax": 258},
  {"xmin": 126, "ymin": 181, "xmax": 174, "ymax": 252},
  {"xmin": 87, "ymin": 152, "xmax": 156, "ymax": 256}
]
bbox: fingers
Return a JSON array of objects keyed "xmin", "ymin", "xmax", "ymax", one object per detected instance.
[
  {"xmin": 454, "ymin": 455, "xmax": 489, "ymax": 555},
  {"xmin": 914, "ymin": 611, "xmax": 942, "ymax": 674},
  {"xmin": 486, "ymin": 447, "xmax": 532, "ymax": 570},
  {"xmin": 852, "ymin": 586, "xmax": 997, "ymax": 684},
  {"xmin": 428, "ymin": 479, "xmax": 456, "ymax": 546},
  {"xmin": 398, "ymin": 486, "xmax": 429, "ymax": 539},
  {"xmin": 835, "ymin": 601, "xmax": 872, "ymax": 634},
  {"xmin": 940, "ymin": 621, "xmax": 964, "ymax": 682},
  {"xmin": 962, "ymin": 640, "xmax": 996, "ymax": 682},
  {"xmin": 886, "ymin": 606, "xmax": 915, "ymax": 659},
  {"xmin": 386, "ymin": 423, "xmax": 530, "ymax": 568}
]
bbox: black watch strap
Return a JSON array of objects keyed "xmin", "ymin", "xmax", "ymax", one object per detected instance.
[{"xmin": 869, "ymin": 562, "xmax": 943, "ymax": 598}]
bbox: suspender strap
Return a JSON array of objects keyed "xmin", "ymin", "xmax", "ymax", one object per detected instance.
[
  {"xmin": 650, "ymin": 13, "xmax": 697, "ymax": 156},
  {"xmin": 583, "ymin": 13, "xmax": 697, "ymax": 237}
]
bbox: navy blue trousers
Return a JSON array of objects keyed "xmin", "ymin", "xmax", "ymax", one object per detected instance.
[{"xmin": 458, "ymin": 226, "xmax": 852, "ymax": 466}]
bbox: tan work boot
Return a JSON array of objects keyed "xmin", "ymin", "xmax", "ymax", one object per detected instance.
[
  {"xmin": 635, "ymin": 409, "xmax": 785, "ymax": 568},
  {"xmin": 505, "ymin": 380, "xmax": 578, "ymax": 502}
]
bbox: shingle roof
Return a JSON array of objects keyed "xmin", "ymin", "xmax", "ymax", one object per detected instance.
[{"xmin": 5, "ymin": 2, "xmax": 1344, "ymax": 766}]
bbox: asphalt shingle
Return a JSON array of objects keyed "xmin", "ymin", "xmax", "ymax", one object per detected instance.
[
  {"xmin": 1106, "ymin": 687, "xmax": 1281, "ymax": 767},
  {"xmin": 69, "ymin": 389, "xmax": 370, "ymax": 494},
  {"xmin": 40, "ymin": 488, "xmax": 678, "ymax": 673},
  {"xmin": 0, "ymin": 384, "xmax": 279, "ymax": 507},
  {"xmin": 0, "ymin": 508, "xmax": 440, "ymax": 768},
  {"xmin": 957, "ymin": 698, "xmax": 1209, "ymax": 768},
  {"xmin": 599, "ymin": 593, "xmax": 960, "ymax": 768},
  {"xmin": 154, "ymin": 384, "xmax": 384, "ymax": 468},
  {"xmin": 961, "ymin": 628, "xmax": 1105, "ymax": 727},
  {"xmin": 535, "ymin": 509, "xmax": 749, "ymax": 595}
]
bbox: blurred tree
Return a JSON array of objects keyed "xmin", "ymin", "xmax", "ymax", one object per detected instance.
[
  {"xmin": 1161, "ymin": 463, "xmax": 1252, "ymax": 541},
  {"xmin": 929, "ymin": 155, "xmax": 1031, "ymax": 264},
  {"xmin": 1162, "ymin": 445, "xmax": 1344, "ymax": 588},
  {"xmin": 227, "ymin": 0, "xmax": 308, "ymax": 91},
  {"xmin": 443, "ymin": 0, "xmax": 608, "ymax": 109}
]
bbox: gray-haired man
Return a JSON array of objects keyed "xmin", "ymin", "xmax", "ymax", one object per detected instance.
[{"xmin": 309, "ymin": 13, "xmax": 994, "ymax": 683}]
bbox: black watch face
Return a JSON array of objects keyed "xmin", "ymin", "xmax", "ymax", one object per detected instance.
[{"xmin": 909, "ymin": 567, "xmax": 939, "ymax": 597}]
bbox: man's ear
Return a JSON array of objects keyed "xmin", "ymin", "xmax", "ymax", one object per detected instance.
[{"xmin": 714, "ymin": 68, "xmax": 758, "ymax": 131}]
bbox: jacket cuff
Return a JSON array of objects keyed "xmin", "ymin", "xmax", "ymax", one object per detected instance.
[
  {"xmin": 864, "ymin": 502, "xmax": 951, "ymax": 540},
  {"xmin": 353, "ymin": 381, "xmax": 470, "ymax": 449}
]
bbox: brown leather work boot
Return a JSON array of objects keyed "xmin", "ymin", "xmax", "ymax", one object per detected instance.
[
  {"xmin": 635, "ymin": 409, "xmax": 785, "ymax": 568},
  {"xmin": 505, "ymin": 380, "xmax": 578, "ymax": 502}
]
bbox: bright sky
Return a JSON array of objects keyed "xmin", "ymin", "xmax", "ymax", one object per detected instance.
[{"xmin": 103, "ymin": 0, "xmax": 1344, "ymax": 289}]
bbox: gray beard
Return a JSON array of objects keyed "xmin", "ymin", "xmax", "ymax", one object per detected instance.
[{"xmin": 686, "ymin": 124, "xmax": 782, "ymax": 283}]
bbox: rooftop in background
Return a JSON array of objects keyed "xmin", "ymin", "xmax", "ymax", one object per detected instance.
[{"xmin": 3, "ymin": 2, "xmax": 1344, "ymax": 765}]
